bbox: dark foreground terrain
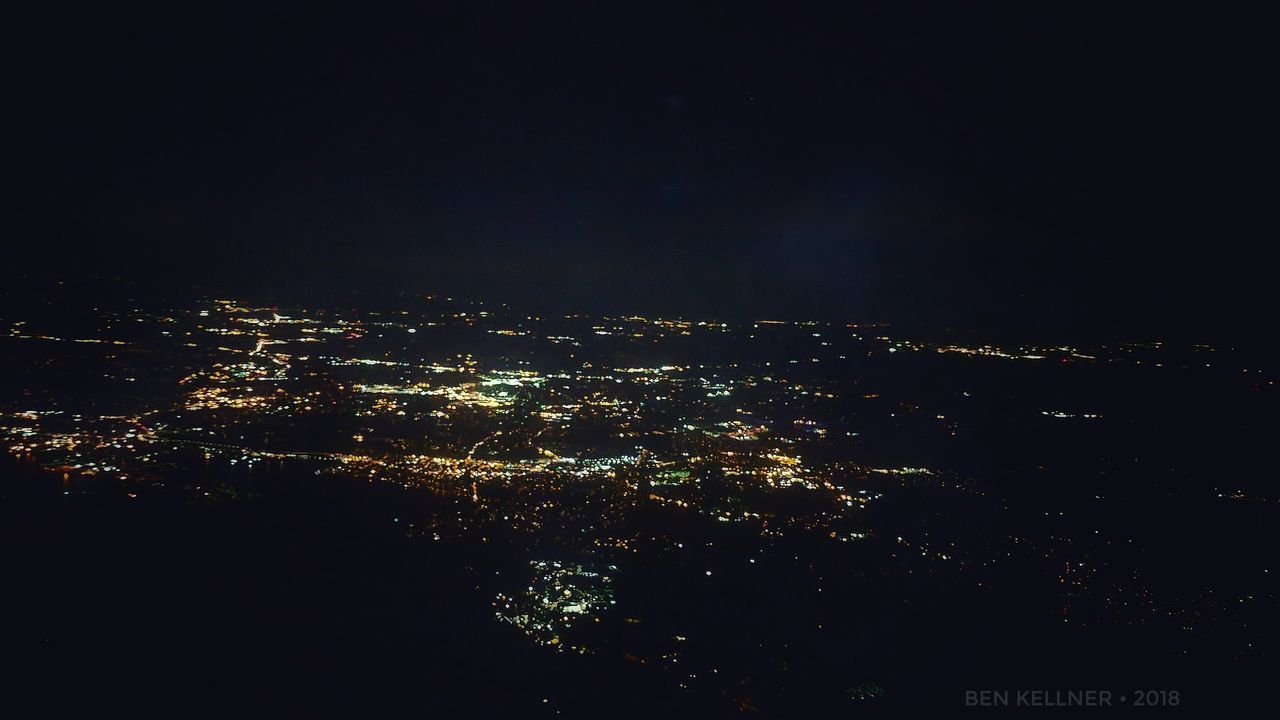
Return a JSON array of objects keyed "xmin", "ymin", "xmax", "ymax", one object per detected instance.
[{"xmin": 5, "ymin": 458, "xmax": 1271, "ymax": 716}]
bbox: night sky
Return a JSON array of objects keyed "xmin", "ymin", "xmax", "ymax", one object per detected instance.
[{"xmin": 9, "ymin": 3, "xmax": 1274, "ymax": 342}]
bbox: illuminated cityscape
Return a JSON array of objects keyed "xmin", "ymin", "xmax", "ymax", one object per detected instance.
[{"xmin": 3, "ymin": 293, "xmax": 1274, "ymax": 714}]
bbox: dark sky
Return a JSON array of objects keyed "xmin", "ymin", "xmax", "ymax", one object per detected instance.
[{"xmin": 8, "ymin": 2, "xmax": 1275, "ymax": 341}]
